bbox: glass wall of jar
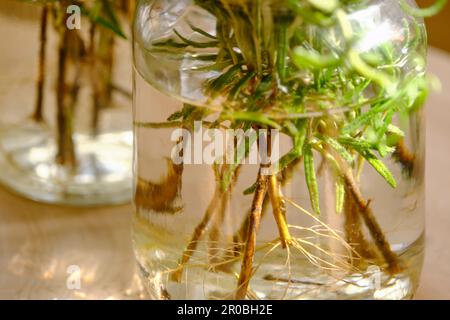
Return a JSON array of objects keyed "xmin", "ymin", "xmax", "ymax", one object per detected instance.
[
  {"xmin": 132, "ymin": 0, "xmax": 428, "ymax": 299},
  {"xmin": 0, "ymin": 0, "xmax": 135, "ymax": 206}
]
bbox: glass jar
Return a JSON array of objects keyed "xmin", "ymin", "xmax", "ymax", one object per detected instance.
[
  {"xmin": 132, "ymin": 0, "xmax": 428, "ymax": 299},
  {"xmin": 0, "ymin": 1, "xmax": 134, "ymax": 206}
]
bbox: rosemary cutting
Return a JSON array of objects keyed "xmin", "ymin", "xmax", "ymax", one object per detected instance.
[{"xmin": 134, "ymin": 0, "xmax": 444, "ymax": 299}]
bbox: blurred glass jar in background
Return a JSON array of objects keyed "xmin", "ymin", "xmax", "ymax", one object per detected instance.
[{"xmin": 0, "ymin": 0, "xmax": 135, "ymax": 206}]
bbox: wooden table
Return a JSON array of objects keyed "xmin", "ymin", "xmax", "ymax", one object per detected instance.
[
  {"xmin": 0, "ymin": 47, "xmax": 449, "ymax": 300},
  {"xmin": 413, "ymin": 47, "xmax": 450, "ymax": 300}
]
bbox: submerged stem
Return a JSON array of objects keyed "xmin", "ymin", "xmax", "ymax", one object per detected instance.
[
  {"xmin": 226, "ymin": 157, "xmax": 302, "ymax": 265},
  {"xmin": 343, "ymin": 169, "xmax": 402, "ymax": 273},
  {"xmin": 90, "ymin": 24, "xmax": 115, "ymax": 136},
  {"xmin": 393, "ymin": 139, "xmax": 415, "ymax": 176},
  {"xmin": 268, "ymin": 174, "xmax": 292, "ymax": 247},
  {"xmin": 55, "ymin": 25, "xmax": 76, "ymax": 168},
  {"xmin": 343, "ymin": 185, "xmax": 376, "ymax": 263},
  {"xmin": 135, "ymin": 159, "xmax": 183, "ymax": 214},
  {"xmin": 33, "ymin": 5, "xmax": 48, "ymax": 123},
  {"xmin": 235, "ymin": 169, "xmax": 268, "ymax": 300}
]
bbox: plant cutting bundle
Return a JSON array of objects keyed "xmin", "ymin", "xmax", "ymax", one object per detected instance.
[
  {"xmin": 132, "ymin": 0, "xmax": 444, "ymax": 299},
  {"xmin": 0, "ymin": 0, "xmax": 135, "ymax": 205}
]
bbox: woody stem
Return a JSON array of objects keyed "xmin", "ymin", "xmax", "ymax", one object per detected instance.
[
  {"xmin": 343, "ymin": 169, "xmax": 401, "ymax": 274},
  {"xmin": 235, "ymin": 169, "xmax": 268, "ymax": 300},
  {"xmin": 267, "ymin": 174, "xmax": 292, "ymax": 248},
  {"xmin": 33, "ymin": 4, "xmax": 48, "ymax": 122}
]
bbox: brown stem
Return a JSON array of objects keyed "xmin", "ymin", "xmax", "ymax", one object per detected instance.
[
  {"xmin": 343, "ymin": 170, "xmax": 402, "ymax": 274},
  {"xmin": 55, "ymin": 1, "xmax": 87, "ymax": 168},
  {"xmin": 235, "ymin": 169, "xmax": 268, "ymax": 300},
  {"xmin": 136, "ymin": 135, "xmax": 185, "ymax": 213},
  {"xmin": 55, "ymin": 25, "xmax": 76, "ymax": 167},
  {"xmin": 263, "ymin": 129, "xmax": 291, "ymax": 248},
  {"xmin": 125, "ymin": 0, "xmax": 137, "ymax": 23},
  {"xmin": 135, "ymin": 159, "xmax": 183, "ymax": 214},
  {"xmin": 33, "ymin": 5, "xmax": 48, "ymax": 122},
  {"xmin": 343, "ymin": 185, "xmax": 376, "ymax": 262},
  {"xmin": 393, "ymin": 139, "xmax": 415, "ymax": 176},
  {"xmin": 228, "ymin": 157, "xmax": 302, "ymax": 263},
  {"xmin": 231, "ymin": 196, "xmax": 270, "ymax": 261},
  {"xmin": 90, "ymin": 25, "xmax": 115, "ymax": 136},
  {"xmin": 267, "ymin": 174, "xmax": 292, "ymax": 247}
]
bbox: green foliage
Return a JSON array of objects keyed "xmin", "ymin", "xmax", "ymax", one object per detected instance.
[
  {"xmin": 400, "ymin": 0, "xmax": 448, "ymax": 18},
  {"xmin": 304, "ymin": 144, "xmax": 321, "ymax": 215},
  {"xmin": 339, "ymin": 137, "xmax": 397, "ymax": 187},
  {"xmin": 335, "ymin": 177, "xmax": 345, "ymax": 214},
  {"xmin": 145, "ymin": 0, "xmax": 442, "ymax": 215}
]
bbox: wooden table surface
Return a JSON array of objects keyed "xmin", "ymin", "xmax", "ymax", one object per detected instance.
[
  {"xmin": 414, "ymin": 47, "xmax": 450, "ymax": 300},
  {"xmin": 0, "ymin": 47, "xmax": 449, "ymax": 300}
]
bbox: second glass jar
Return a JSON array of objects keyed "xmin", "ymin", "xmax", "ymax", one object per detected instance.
[{"xmin": 0, "ymin": 1, "xmax": 135, "ymax": 206}]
